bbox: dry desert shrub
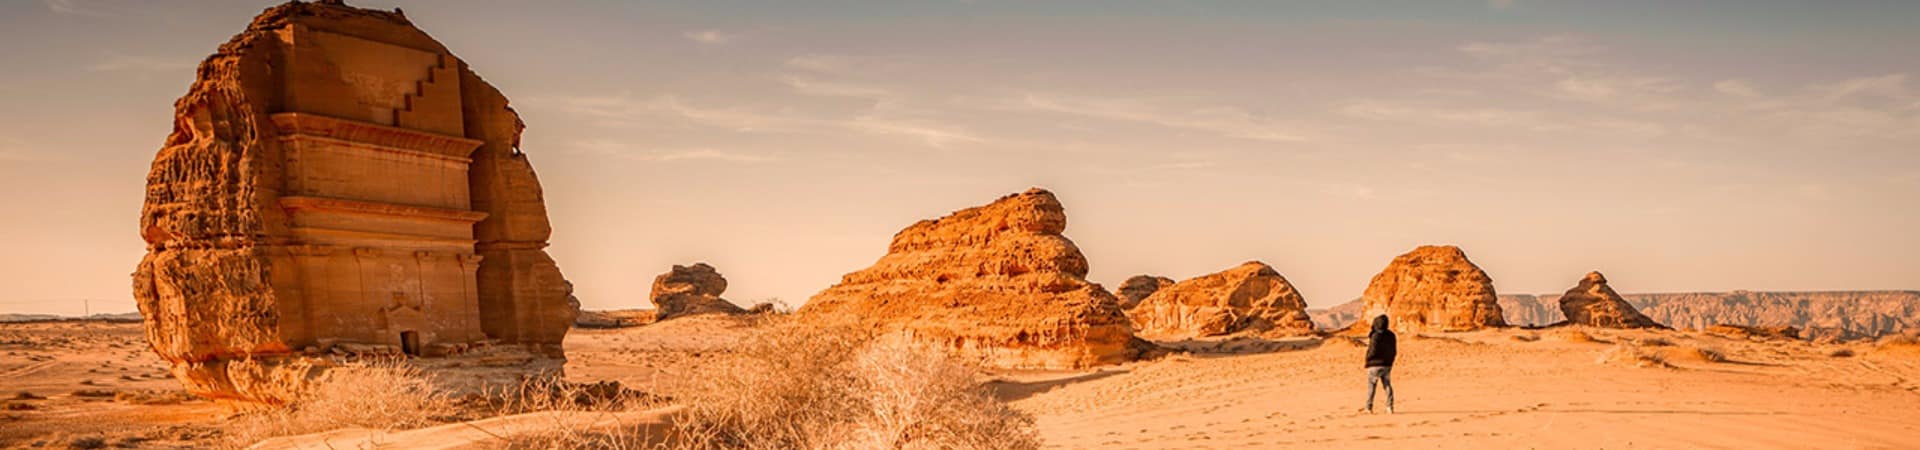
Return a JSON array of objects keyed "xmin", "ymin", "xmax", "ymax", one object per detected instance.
[
  {"xmin": 1828, "ymin": 347, "xmax": 1856, "ymax": 358},
  {"xmin": 671, "ymin": 320, "xmax": 1039, "ymax": 450},
  {"xmin": 224, "ymin": 359, "xmax": 453, "ymax": 447},
  {"xmin": 488, "ymin": 377, "xmax": 675, "ymax": 449},
  {"xmin": 1597, "ymin": 344, "xmax": 1674, "ymax": 369},
  {"xmin": 1874, "ymin": 334, "xmax": 1920, "ymax": 356},
  {"xmin": 1544, "ymin": 328, "xmax": 1600, "ymax": 344},
  {"xmin": 1660, "ymin": 346, "xmax": 1726, "ymax": 364}
]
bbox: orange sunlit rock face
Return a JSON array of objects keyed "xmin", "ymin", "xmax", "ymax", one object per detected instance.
[
  {"xmin": 1355, "ymin": 245, "xmax": 1508, "ymax": 333},
  {"xmin": 131, "ymin": 1, "xmax": 571, "ymax": 401},
  {"xmin": 1127, "ymin": 261, "xmax": 1315, "ymax": 338},
  {"xmin": 800, "ymin": 188, "xmax": 1142, "ymax": 369}
]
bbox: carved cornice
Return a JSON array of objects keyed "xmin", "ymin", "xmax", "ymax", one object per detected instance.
[
  {"xmin": 271, "ymin": 112, "xmax": 483, "ymax": 159},
  {"xmin": 281, "ymin": 196, "xmax": 489, "ymax": 224}
]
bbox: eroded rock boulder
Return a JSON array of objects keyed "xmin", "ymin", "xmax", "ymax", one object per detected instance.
[
  {"xmin": 1356, "ymin": 245, "xmax": 1507, "ymax": 333},
  {"xmin": 652, "ymin": 263, "xmax": 746, "ymax": 321},
  {"xmin": 799, "ymin": 188, "xmax": 1139, "ymax": 369},
  {"xmin": 1128, "ymin": 262, "xmax": 1315, "ymax": 338},
  {"xmin": 132, "ymin": 1, "xmax": 569, "ymax": 401},
  {"xmin": 1558, "ymin": 272, "xmax": 1667, "ymax": 329},
  {"xmin": 1114, "ymin": 275, "xmax": 1174, "ymax": 309}
]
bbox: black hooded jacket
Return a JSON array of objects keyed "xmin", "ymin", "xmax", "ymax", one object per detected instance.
[{"xmin": 1364, "ymin": 315, "xmax": 1397, "ymax": 368}]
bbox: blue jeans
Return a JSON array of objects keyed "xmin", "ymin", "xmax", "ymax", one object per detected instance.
[{"xmin": 1365, "ymin": 366, "xmax": 1394, "ymax": 410}]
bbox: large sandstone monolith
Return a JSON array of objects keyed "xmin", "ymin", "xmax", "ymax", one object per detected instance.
[
  {"xmin": 1558, "ymin": 272, "xmax": 1668, "ymax": 329},
  {"xmin": 1114, "ymin": 275, "xmax": 1174, "ymax": 310},
  {"xmin": 132, "ymin": 1, "xmax": 571, "ymax": 401},
  {"xmin": 652, "ymin": 263, "xmax": 746, "ymax": 321},
  {"xmin": 799, "ymin": 188, "xmax": 1140, "ymax": 369},
  {"xmin": 1357, "ymin": 245, "xmax": 1507, "ymax": 333},
  {"xmin": 1128, "ymin": 262, "xmax": 1315, "ymax": 338}
]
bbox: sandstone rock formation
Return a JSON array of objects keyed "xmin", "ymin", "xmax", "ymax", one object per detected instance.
[
  {"xmin": 1558, "ymin": 272, "xmax": 1667, "ymax": 329},
  {"xmin": 1355, "ymin": 245, "xmax": 1506, "ymax": 333},
  {"xmin": 1325, "ymin": 290, "xmax": 1920, "ymax": 340},
  {"xmin": 132, "ymin": 1, "xmax": 570, "ymax": 401},
  {"xmin": 1114, "ymin": 275, "xmax": 1174, "ymax": 309},
  {"xmin": 651, "ymin": 263, "xmax": 747, "ymax": 321},
  {"xmin": 1497, "ymin": 294, "xmax": 1564, "ymax": 327},
  {"xmin": 799, "ymin": 188, "xmax": 1139, "ymax": 369},
  {"xmin": 1128, "ymin": 262, "xmax": 1315, "ymax": 338}
]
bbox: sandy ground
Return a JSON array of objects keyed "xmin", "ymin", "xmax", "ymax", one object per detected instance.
[
  {"xmin": 1002, "ymin": 328, "xmax": 1920, "ymax": 449},
  {"xmin": 4, "ymin": 318, "xmax": 1917, "ymax": 449},
  {"xmin": 0, "ymin": 321, "xmax": 221, "ymax": 448}
]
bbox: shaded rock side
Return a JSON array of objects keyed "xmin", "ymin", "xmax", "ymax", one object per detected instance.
[
  {"xmin": 1114, "ymin": 275, "xmax": 1174, "ymax": 309},
  {"xmin": 1128, "ymin": 262, "xmax": 1315, "ymax": 338},
  {"xmin": 799, "ymin": 188, "xmax": 1138, "ymax": 369},
  {"xmin": 132, "ymin": 1, "xmax": 569, "ymax": 401},
  {"xmin": 1558, "ymin": 272, "xmax": 1667, "ymax": 329},
  {"xmin": 651, "ymin": 263, "xmax": 747, "ymax": 321},
  {"xmin": 1356, "ymin": 245, "xmax": 1507, "ymax": 333}
]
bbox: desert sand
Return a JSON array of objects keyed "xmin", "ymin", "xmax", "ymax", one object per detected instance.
[{"xmin": 4, "ymin": 318, "xmax": 1920, "ymax": 448}]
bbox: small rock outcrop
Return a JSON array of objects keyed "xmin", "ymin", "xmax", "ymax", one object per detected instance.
[
  {"xmin": 1114, "ymin": 275, "xmax": 1174, "ymax": 309},
  {"xmin": 799, "ymin": 188, "xmax": 1139, "ymax": 369},
  {"xmin": 652, "ymin": 263, "xmax": 746, "ymax": 321},
  {"xmin": 1128, "ymin": 262, "xmax": 1315, "ymax": 338},
  {"xmin": 1357, "ymin": 245, "xmax": 1507, "ymax": 333},
  {"xmin": 1558, "ymin": 272, "xmax": 1667, "ymax": 329}
]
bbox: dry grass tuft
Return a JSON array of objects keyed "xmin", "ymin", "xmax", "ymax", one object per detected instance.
[
  {"xmin": 224, "ymin": 359, "xmax": 454, "ymax": 447},
  {"xmin": 1660, "ymin": 346, "xmax": 1726, "ymax": 364},
  {"xmin": 670, "ymin": 320, "xmax": 1039, "ymax": 450},
  {"xmin": 1544, "ymin": 329, "xmax": 1601, "ymax": 344},
  {"xmin": 1597, "ymin": 344, "xmax": 1674, "ymax": 369}
]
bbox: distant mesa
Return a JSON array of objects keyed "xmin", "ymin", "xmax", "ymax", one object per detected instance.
[
  {"xmin": 652, "ymin": 263, "xmax": 749, "ymax": 321},
  {"xmin": 1128, "ymin": 261, "xmax": 1315, "ymax": 338},
  {"xmin": 1114, "ymin": 275, "xmax": 1174, "ymax": 310},
  {"xmin": 798, "ymin": 188, "xmax": 1141, "ymax": 369},
  {"xmin": 131, "ymin": 1, "xmax": 570, "ymax": 402},
  {"xmin": 1356, "ymin": 245, "xmax": 1507, "ymax": 333},
  {"xmin": 1557, "ymin": 271, "xmax": 1668, "ymax": 329}
]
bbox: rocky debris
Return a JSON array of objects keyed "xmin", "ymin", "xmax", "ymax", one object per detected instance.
[
  {"xmin": 132, "ymin": 1, "xmax": 569, "ymax": 402},
  {"xmin": 1355, "ymin": 245, "xmax": 1507, "ymax": 333},
  {"xmin": 1114, "ymin": 275, "xmax": 1174, "ymax": 309},
  {"xmin": 1128, "ymin": 262, "xmax": 1315, "ymax": 338},
  {"xmin": 1558, "ymin": 272, "xmax": 1668, "ymax": 329},
  {"xmin": 576, "ymin": 309, "xmax": 659, "ymax": 329},
  {"xmin": 799, "ymin": 188, "xmax": 1140, "ymax": 369},
  {"xmin": 652, "ymin": 263, "xmax": 747, "ymax": 321},
  {"xmin": 1706, "ymin": 324, "xmax": 1802, "ymax": 341}
]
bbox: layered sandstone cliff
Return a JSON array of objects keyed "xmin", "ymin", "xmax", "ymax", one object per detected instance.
[
  {"xmin": 1355, "ymin": 245, "xmax": 1506, "ymax": 333},
  {"xmin": 799, "ymin": 188, "xmax": 1139, "ymax": 369},
  {"xmin": 1320, "ymin": 291, "xmax": 1918, "ymax": 340},
  {"xmin": 132, "ymin": 1, "xmax": 569, "ymax": 401},
  {"xmin": 651, "ymin": 263, "xmax": 746, "ymax": 321},
  {"xmin": 1128, "ymin": 262, "xmax": 1315, "ymax": 338},
  {"xmin": 1558, "ymin": 272, "xmax": 1667, "ymax": 329}
]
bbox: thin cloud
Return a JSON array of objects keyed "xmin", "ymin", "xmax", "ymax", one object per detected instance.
[
  {"xmin": 89, "ymin": 53, "xmax": 195, "ymax": 73},
  {"xmin": 544, "ymin": 93, "xmax": 983, "ymax": 148},
  {"xmin": 44, "ymin": 0, "xmax": 103, "ymax": 16},
  {"xmin": 683, "ymin": 30, "xmax": 736, "ymax": 45},
  {"xmin": 570, "ymin": 140, "xmax": 777, "ymax": 164},
  {"xmin": 1009, "ymin": 94, "xmax": 1308, "ymax": 143}
]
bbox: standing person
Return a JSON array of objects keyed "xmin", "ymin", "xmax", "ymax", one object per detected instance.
[{"xmin": 1362, "ymin": 315, "xmax": 1397, "ymax": 414}]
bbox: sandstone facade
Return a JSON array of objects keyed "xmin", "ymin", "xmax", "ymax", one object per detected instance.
[
  {"xmin": 1558, "ymin": 272, "xmax": 1667, "ymax": 329},
  {"xmin": 1356, "ymin": 245, "xmax": 1506, "ymax": 333},
  {"xmin": 132, "ymin": 1, "xmax": 570, "ymax": 401},
  {"xmin": 1114, "ymin": 275, "xmax": 1174, "ymax": 310},
  {"xmin": 1128, "ymin": 262, "xmax": 1315, "ymax": 338},
  {"xmin": 799, "ymin": 188, "xmax": 1139, "ymax": 369},
  {"xmin": 651, "ymin": 263, "xmax": 746, "ymax": 321}
]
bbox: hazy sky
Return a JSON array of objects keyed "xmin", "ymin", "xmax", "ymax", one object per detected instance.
[{"xmin": 2, "ymin": 0, "xmax": 1917, "ymax": 316}]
